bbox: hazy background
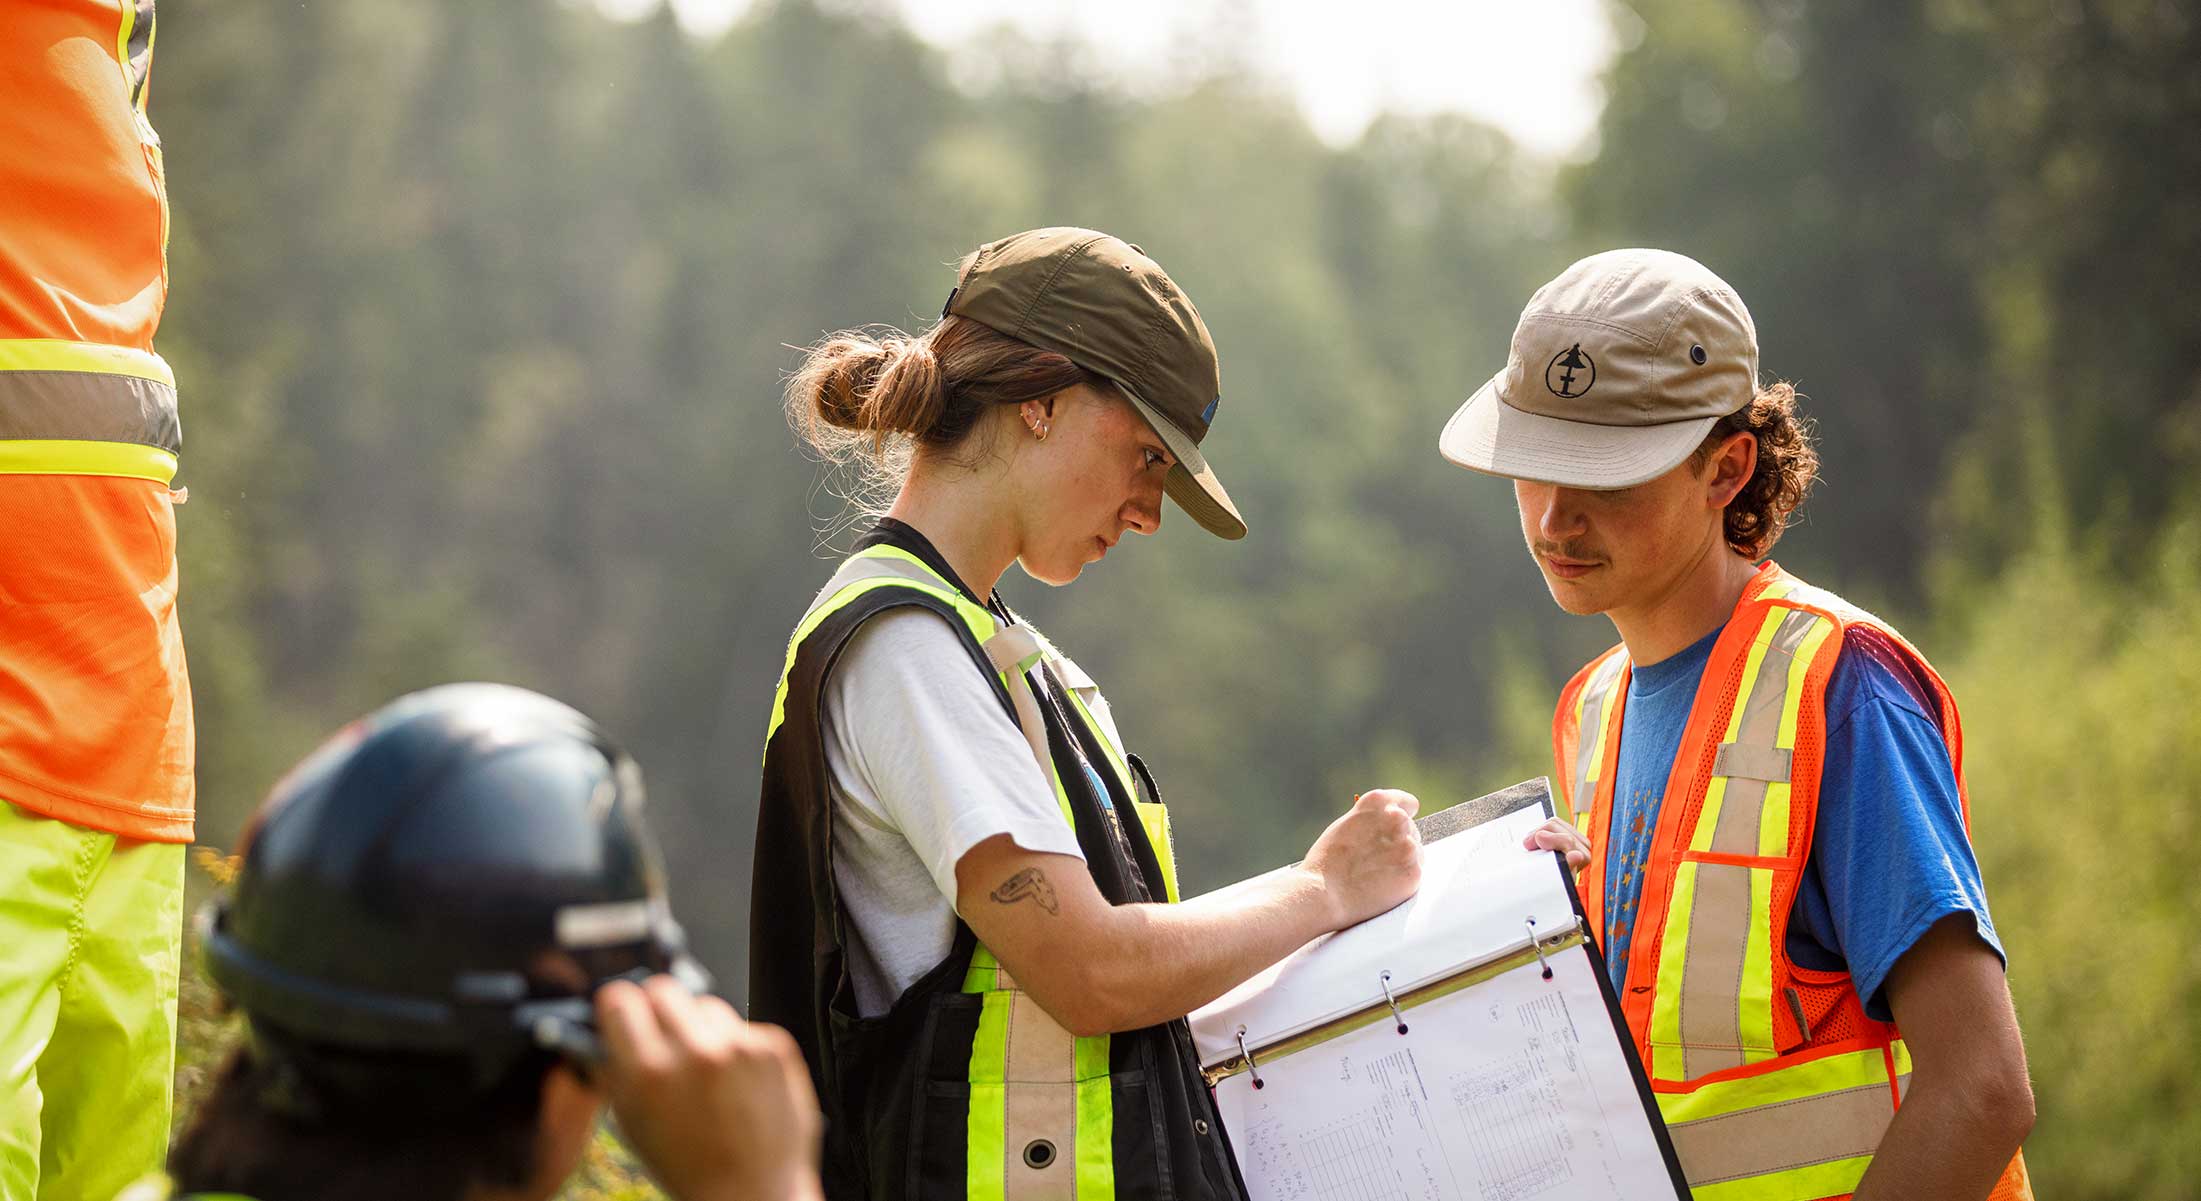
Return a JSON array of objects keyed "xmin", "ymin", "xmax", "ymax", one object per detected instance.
[{"xmin": 152, "ymin": 0, "xmax": 2197, "ymax": 1192}]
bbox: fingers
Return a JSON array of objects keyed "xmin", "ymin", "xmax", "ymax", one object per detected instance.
[
  {"xmin": 1355, "ymin": 788, "xmax": 1421, "ymax": 817},
  {"xmin": 1523, "ymin": 818, "xmax": 1592, "ymax": 870},
  {"xmin": 644, "ymin": 972, "xmax": 746, "ymax": 1052},
  {"xmin": 597, "ymin": 978, "xmax": 671, "ymax": 1076},
  {"xmin": 597, "ymin": 972, "xmax": 823, "ymax": 1201}
]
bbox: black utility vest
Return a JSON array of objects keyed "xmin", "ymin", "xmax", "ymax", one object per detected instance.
[{"xmin": 751, "ymin": 521, "xmax": 1243, "ymax": 1201}]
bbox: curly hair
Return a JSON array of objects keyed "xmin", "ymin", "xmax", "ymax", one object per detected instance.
[{"xmin": 1693, "ymin": 381, "xmax": 1819, "ymax": 559}]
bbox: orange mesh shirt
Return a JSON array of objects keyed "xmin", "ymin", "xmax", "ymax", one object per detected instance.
[{"xmin": 0, "ymin": 0, "xmax": 194, "ymax": 842}]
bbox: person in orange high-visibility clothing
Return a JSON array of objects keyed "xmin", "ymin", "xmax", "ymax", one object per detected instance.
[
  {"xmin": 1439, "ymin": 250, "xmax": 2033, "ymax": 1200},
  {"xmin": 0, "ymin": 3, "xmax": 195, "ymax": 1198}
]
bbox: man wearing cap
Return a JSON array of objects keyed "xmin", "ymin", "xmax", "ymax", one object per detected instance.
[
  {"xmin": 1442, "ymin": 249, "xmax": 2033, "ymax": 1199},
  {"xmin": 755, "ymin": 227, "xmax": 1444, "ymax": 1201}
]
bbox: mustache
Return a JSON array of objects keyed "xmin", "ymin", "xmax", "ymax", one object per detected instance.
[{"xmin": 1532, "ymin": 540, "xmax": 1604, "ymax": 563}]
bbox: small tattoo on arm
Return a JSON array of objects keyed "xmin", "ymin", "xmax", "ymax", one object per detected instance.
[{"xmin": 990, "ymin": 868, "xmax": 1059, "ymax": 916}]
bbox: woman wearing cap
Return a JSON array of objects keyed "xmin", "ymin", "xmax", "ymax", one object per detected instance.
[{"xmin": 751, "ymin": 228, "xmax": 1430, "ymax": 1201}]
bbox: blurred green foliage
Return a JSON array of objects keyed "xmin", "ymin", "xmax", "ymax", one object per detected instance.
[{"xmin": 144, "ymin": 0, "xmax": 2196, "ymax": 1193}]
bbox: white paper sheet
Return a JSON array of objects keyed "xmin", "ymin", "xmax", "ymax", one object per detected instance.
[
  {"xmin": 1211, "ymin": 946, "xmax": 1675, "ymax": 1201},
  {"xmin": 1191, "ymin": 805, "xmax": 1580, "ymax": 1066}
]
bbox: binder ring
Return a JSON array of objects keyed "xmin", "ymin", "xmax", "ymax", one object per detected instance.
[
  {"xmin": 1525, "ymin": 917, "xmax": 1553, "ymax": 980},
  {"xmin": 1379, "ymin": 970, "xmax": 1408, "ymax": 1035},
  {"xmin": 1236, "ymin": 1025, "xmax": 1264, "ymax": 1090}
]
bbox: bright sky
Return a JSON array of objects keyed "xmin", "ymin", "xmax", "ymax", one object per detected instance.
[{"xmin": 619, "ymin": 0, "xmax": 1619, "ymax": 158}]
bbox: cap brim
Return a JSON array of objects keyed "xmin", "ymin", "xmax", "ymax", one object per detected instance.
[
  {"xmin": 1121, "ymin": 391, "xmax": 1246, "ymax": 540},
  {"xmin": 1437, "ymin": 371, "xmax": 1720, "ymax": 489}
]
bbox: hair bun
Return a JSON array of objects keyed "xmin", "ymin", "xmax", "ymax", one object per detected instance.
[
  {"xmin": 801, "ymin": 333, "xmax": 893, "ymax": 433},
  {"xmin": 792, "ymin": 330, "xmax": 946, "ymax": 443},
  {"xmin": 862, "ymin": 336, "xmax": 946, "ymax": 438}
]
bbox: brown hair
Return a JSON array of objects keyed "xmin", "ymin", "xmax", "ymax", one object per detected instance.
[
  {"xmin": 1692, "ymin": 381, "xmax": 1819, "ymax": 559},
  {"xmin": 786, "ymin": 315, "xmax": 1104, "ymax": 507},
  {"xmin": 168, "ymin": 1035, "xmax": 551, "ymax": 1201}
]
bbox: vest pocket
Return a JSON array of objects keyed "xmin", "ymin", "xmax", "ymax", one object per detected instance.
[
  {"xmin": 1108, "ymin": 1068, "xmax": 1164, "ymax": 1199},
  {"xmin": 915, "ymin": 1078, "xmax": 976, "ymax": 1197},
  {"xmin": 907, "ymin": 990, "xmax": 983, "ymax": 1199},
  {"xmin": 1650, "ymin": 855, "xmax": 1789, "ymax": 1080}
]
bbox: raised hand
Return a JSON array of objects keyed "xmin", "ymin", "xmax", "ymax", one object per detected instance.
[{"xmin": 1302, "ymin": 789, "xmax": 1424, "ymax": 929}]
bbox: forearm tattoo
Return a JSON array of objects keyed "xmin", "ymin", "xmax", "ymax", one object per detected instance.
[{"xmin": 990, "ymin": 867, "xmax": 1059, "ymax": 916}]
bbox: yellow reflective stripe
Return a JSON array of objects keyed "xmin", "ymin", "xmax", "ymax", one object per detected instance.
[
  {"xmin": 1570, "ymin": 654, "xmax": 1621, "ymax": 823},
  {"xmin": 1076, "ymin": 1033, "xmax": 1115, "ymax": 1201},
  {"xmin": 1045, "ymin": 757, "xmax": 1075, "ymax": 828},
  {"xmin": 1581, "ymin": 654, "xmax": 1625, "ymax": 800},
  {"xmin": 1762, "ymin": 616, "xmax": 1838, "ymax": 857},
  {"xmin": 1648, "ymin": 859, "xmax": 1697, "ymax": 1080},
  {"xmin": 1687, "ymin": 1154, "xmax": 1873, "ymax": 1201},
  {"xmin": 1133, "ymin": 802, "xmax": 1180, "ymax": 902},
  {"xmin": 0, "ymin": 439, "xmax": 176, "ymax": 483},
  {"xmin": 115, "ymin": 1, "xmax": 137, "ymax": 92},
  {"xmin": 1567, "ymin": 665, "xmax": 1596, "ymax": 812},
  {"xmin": 0, "ymin": 339, "xmax": 174, "ymax": 385},
  {"xmin": 1692, "ymin": 607, "xmax": 1791, "ymax": 854},
  {"xmin": 1076, "ymin": 1072, "xmax": 1115, "ymax": 1201},
  {"xmin": 763, "ymin": 574, "xmax": 971, "ymax": 749},
  {"xmin": 1738, "ymin": 865, "xmax": 1776, "ymax": 1062},
  {"xmin": 1065, "ymin": 688, "xmax": 1136, "ymax": 800},
  {"xmin": 1657, "ymin": 1046, "xmax": 1893, "ymax": 1124},
  {"xmin": 138, "ymin": 1, "xmax": 159, "ymax": 114},
  {"xmin": 1075, "ymin": 1031, "xmax": 1111, "ymax": 1080},
  {"xmin": 968, "ymin": 991, "xmax": 1012, "ymax": 1201},
  {"xmin": 1693, "ymin": 776, "xmax": 1730, "ymax": 855},
  {"xmin": 763, "ymin": 547, "xmax": 995, "ymax": 750},
  {"xmin": 965, "ymin": 944, "xmax": 1002, "ymax": 992}
]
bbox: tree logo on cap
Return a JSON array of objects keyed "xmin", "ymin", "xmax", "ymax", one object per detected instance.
[{"xmin": 1547, "ymin": 343, "xmax": 1596, "ymax": 398}]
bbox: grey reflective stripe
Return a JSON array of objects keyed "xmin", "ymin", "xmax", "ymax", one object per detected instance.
[
  {"xmin": 983, "ymin": 625, "xmax": 1052, "ymax": 779},
  {"xmin": 1712, "ymin": 742, "xmax": 1793, "ymax": 784},
  {"xmin": 1001, "ymin": 991, "xmax": 1082, "ymax": 1201},
  {"xmin": 127, "ymin": 0, "xmax": 157, "ymax": 105},
  {"xmin": 1705, "ymin": 608, "xmax": 1824, "ymax": 856},
  {"xmin": 1677, "ymin": 861, "xmax": 1754, "ymax": 1078},
  {"xmin": 803, "ymin": 552, "xmax": 949, "ymax": 613},
  {"xmin": 1666, "ymin": 1077, "xmax": 1900, "ymax": 1186},
  {"xmin": 1570, "ymin": 654, "xmax": 1626, "ymax": 821},
  {"xmin": 0, "ymin": 370, "xmax": 181, "ymax": 454}
]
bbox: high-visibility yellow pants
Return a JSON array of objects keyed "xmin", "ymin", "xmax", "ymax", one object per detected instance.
[{"xmin": 0, "ymin": 801, "xmax": 183, "ymax": 1201}]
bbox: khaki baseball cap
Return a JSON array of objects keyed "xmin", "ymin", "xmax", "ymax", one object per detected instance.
[
  {"xmin": 1439, "ymin": 248, "xmax": 1759, "ymax": 489},
  {"xmin": 945, "ymin": 227, "xmax": 1245, "ymax": 540}
]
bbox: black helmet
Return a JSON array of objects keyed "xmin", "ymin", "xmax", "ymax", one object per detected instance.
[{"xmin": 199, "ymin": 683, "xmax": 707, "ymax": 1099}]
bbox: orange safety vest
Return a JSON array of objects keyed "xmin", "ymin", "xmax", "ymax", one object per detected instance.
[
  {"xmin": 0, "ymin": 0, "xmax": 194, "ymax": 842},
  {"xmin": 1553, "ymin": 563, "xmax": 2028, "ymax": 1201}
]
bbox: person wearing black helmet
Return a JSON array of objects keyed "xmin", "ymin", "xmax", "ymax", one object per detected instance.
[{"xmin": 127, "ymin": 683, "xmax": 821, "ymax": 1201}]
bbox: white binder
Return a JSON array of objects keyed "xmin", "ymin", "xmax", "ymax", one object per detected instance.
[{"xmin": 1189, "ymin": 780, "xmax": 1688, "ymax": 1201}]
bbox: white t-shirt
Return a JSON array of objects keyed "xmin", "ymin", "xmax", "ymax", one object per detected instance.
[{"xmin": 822, "ymin": 606, "xmax": 1087, "ymax": 1017}]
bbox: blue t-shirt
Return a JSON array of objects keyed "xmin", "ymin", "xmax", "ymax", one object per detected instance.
[{"xmin": 1598, "ymin": 624, "xmax": 2004, "ymax": 1021}]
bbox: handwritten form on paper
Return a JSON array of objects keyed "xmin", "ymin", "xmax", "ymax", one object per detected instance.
[{"xmin": 1190, "ymin": 795, "xmax": 1685, "ymax": 1201}]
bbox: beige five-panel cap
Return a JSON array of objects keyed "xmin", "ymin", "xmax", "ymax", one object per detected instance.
[{"xmin": 1439, "ymin": 248, "xmax": 1759, "ymax": 489}]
